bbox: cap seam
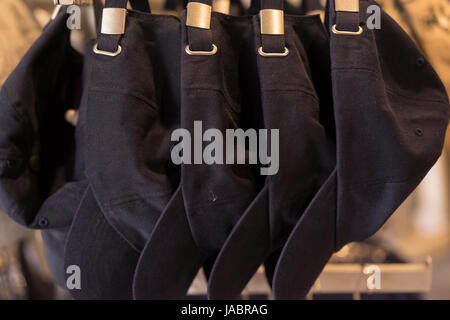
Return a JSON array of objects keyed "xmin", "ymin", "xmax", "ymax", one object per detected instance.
[
  {"xmin": 345, "ymin": 155, "xmax": 441, "ymax": 192},
  {"xmin": 88, "ymin": 86, "xmax": 160, "ymax": 113},
  {"xmin": 102, "ymin": 190, "xmax": 173, "ymax": 208}
]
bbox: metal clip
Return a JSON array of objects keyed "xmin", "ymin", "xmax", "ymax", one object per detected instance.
[
  {"xmin": 260, "ymin": 9, "xmax": 284, "ymax": 35},
  {"xmin": 213, "ymin": 0, "xmax": 230, "ymax": 15},
  {"xmin": 101, "ymin": 8, "xmax": 127, "ymax": 35},
  {"xmin": 186, "ymin": 2, "xmax": 212, "ymax": 29},
  {"xmin": 335, "ymin": 0, "xmax": 359, "ymax": 12}
]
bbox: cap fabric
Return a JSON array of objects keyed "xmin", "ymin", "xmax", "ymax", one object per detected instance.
[{"xmin": 62, "ymin": 1, "xmax": 182, "ymax": 299}]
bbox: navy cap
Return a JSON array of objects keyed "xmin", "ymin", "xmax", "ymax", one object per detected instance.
[
  {"xmin": 0, "ymin": 10, "xmax": 83, "ymax": 228},
  {"xmin": 62, "ymin": 4, "xmax": 181, "ymax": 299}
]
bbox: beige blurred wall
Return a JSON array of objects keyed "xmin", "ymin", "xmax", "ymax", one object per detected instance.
[{"xmin": 0, "ymin": 0, "xmax": 42, "ymax": 247}]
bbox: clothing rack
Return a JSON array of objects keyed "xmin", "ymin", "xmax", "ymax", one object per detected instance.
[
  {"xmin": 306, "ymin": 257, "xmax": 432, "ymax": 298},
  {"xmin": 187, "ymin": 257, "xmax": 432, "ymax": 299}
]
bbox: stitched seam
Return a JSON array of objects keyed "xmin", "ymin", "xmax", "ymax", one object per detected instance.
[
  {"xmin": 385, "ymin": 88, "xmax": 450, "ymax": 105},
  {"xmin": 183, "ymin": 86, "xmax": 240, "ymax": 110},
  {"xmin": 261, "ymin": 88, "xmax": 320, "ymax": 104},
  {"xmin": 332, "ymin": 66, "xmax": 379, "ymax": 74},
  {"xmin": 102, "ymin": 190, "xmax": 172, "ymax": 208},
  {"xmin": 183, "ymin": 86, "xmax": 320, "ymax": 106},
  {"xmin": 88, "ymin": 87, "xmax": 159, "ymax": 112},
  {"xmin": 346, "ymin": 156, "xmax": 439, "ymax": 192},
  {"xmin": 183, "ymin": 87, "xmax": 240, "ymax": 127},
  {"xmin": 332, "ymin": 67, "xmax": 450, "ymax": 104}
]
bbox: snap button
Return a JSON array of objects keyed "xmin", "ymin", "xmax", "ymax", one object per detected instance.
[
  {"xmin": 416, "ymin": 57, "xmax": 425, "ymax": 67},
  {"xmin": 38, "ymin": 217, "xmax": 49, "ymax": 228},
  {"xmin": 415, "ymin": 128, "xmax": 424, "ymax": 136}
]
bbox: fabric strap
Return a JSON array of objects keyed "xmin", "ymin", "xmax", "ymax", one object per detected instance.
[
  {"xmin": 246, "ymin": 0, "xmax": 286, "ymax": 53},
  {"xmin": 335, "ymin": 11, "xmax": 360, "ymax": 32},
  {"xmin": 97, "ymin": 0, "xmax": 150, "ymax": 52},
  {"xmin": 260, "ymin": 0, "xmax": 285, "ymax": 53},
  {"xmin": 186, "ymin": 0, "xmax": 214, "ymax": 51},
  {"xmin": 332, "ymin": 0, "xmax": 360, "ymax": 32},
  {"xmin": 245, "ymin": 0, "xmax": 287, "ymax": 53}
]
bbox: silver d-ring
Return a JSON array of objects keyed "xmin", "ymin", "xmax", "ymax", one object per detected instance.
[
  {"xmin": 93, "ymin": 43, "xmax": 122, "ymax": 57},
  {"xmin": 258, "ymin": 46, "xmax": 289, "ymax": 57},
  {"xmin": 331, "ymin": 24, "xmax": 363, "ymax": 36},
  {"xmin": 185, "ymin": 44, "xmax": 218, "ymax": 56}
]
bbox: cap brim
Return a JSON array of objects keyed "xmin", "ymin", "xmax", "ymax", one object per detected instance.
[
  {"xmin": 133, "ymin": 186, "xmax": 205, "ymax": 299},
  {"xmin": 63, "ymin": 185, "xmax": 140, "ymax": 299},
  {"xmin": 208, "ymin": 185, "xmax": 270, "ymax": 300},
  {"xmin": 272, "ymin": 169, "xmax": 337, "ymax": 299}
]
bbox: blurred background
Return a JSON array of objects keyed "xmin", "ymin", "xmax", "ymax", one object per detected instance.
[{"xmin": 0, "ymin": 0, "xmax": 449, "ymax": 300}]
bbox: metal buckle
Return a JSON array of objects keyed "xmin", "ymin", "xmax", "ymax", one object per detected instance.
[
  {"xmin": 101, "ymin": 8, "xmax": 127, "ymax": 35},
  {"xmin": 185, "ymin": 44, "xmax": 218, "ymax": 56},
  {"xmin": 186, "ymin": 2, "xmax": 212, "ymax": 29},
  {"xmin": 213, "ymin": 0, "xmax": 230, "ymax": 15},
  {"xmin": 260, "ymin": 9, "xmax": 284, "ymax": 35},
  {"xmin": 93, "ymin": 43, "xmax": 122, "ymax": 57},
  {"xmin": 335, "ymin": 0, "xmax": 359, "ymax": 12},
  {"xmin": 331, "ymin": 24, "xmax": 363, "ymax": 35},
  {"xmin": 258, "ymin": 46, "xmax": 289, "ymax": 57}
]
